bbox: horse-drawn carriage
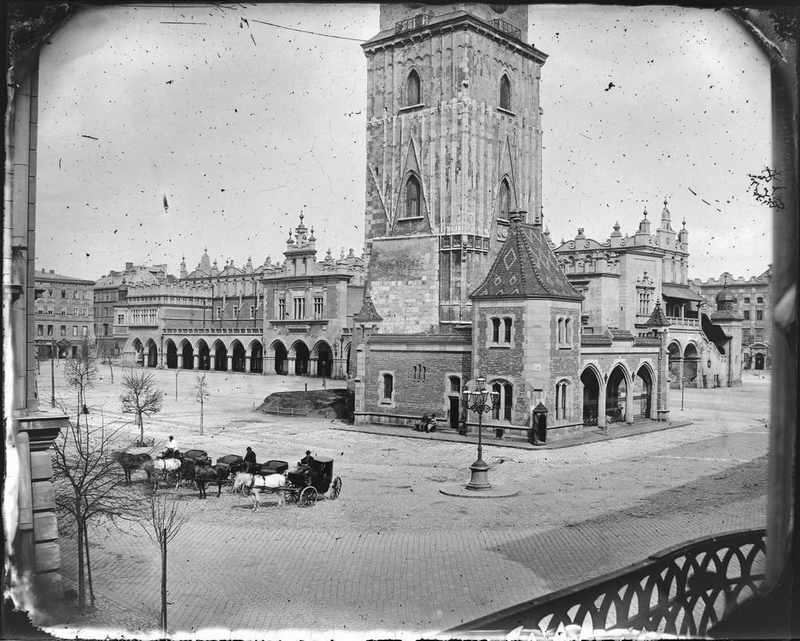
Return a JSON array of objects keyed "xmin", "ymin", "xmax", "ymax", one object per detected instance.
[{"xmin": 284, "ymin": 455, "xmax": 342, "ymax": 506}]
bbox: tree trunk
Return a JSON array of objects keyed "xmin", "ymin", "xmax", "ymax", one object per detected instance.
[
  {"xmin": 139, "ymin": 412, "xmax": 144, "ymax": 444},
  {"xmin": 84, "ymin": 521, "xmax": 95, "ymax": 606},
  {"xmin": 161, "ymin": 529, "xmax": 167, "ymax": 636},
  {"xmin": 200, "ymin": 398, "xmax": 204, "ymax": 435},
  {"xmin": 76, "ymin": 507, "xmax": 86, "ymax": 611}
]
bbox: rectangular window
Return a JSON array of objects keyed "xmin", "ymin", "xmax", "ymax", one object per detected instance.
[
  {"xmin": 491, "ymin": 317, "xmax": 500, "ymax": 342},
  {"xmin": 61, "ymin": 290, "xmax": 66, "ymax": 298},
  {"xmin": 37, "ymin": 325, "xmax": 43, "ymax": 337},
  {"xmin": 744, "ymin": 310, "xmax": 750, "ymax": 320},
  {"xmin": 278, "ymin": 298, "xmax": 286, "ymax": 319},
  {"xmin": 503, "ymin": 317, "xmax": 512, "ymax": 343},
  {"xmin": 756, "ymin": 297, "xmax": 763, "ymax": 304},
  {"xmin": 250, "ymin": 304, "xmax": 255, "ymax": 319},
  {"xmin": 82, "ymin": 326, "xmax": 88, "ymax": 336},
  {"xmin": 103, "ymin": 324, "xmax": 109, "ymax": 336},
  {"xmin": 72, "ymin": 326, "xmax": 78, "ymax": 336},
  {"xmin": 382, "ymin": 373, "xmax": 394, "ymax": 402},
  {"xmin": 118, "ymin": 314, "xmax": 124, "ymax": 324},
  {"xmin": 314, "ymin": 296, "xmax": 324, "ymax": 319},
  {"xmin": 47, "ymin": 325, "xmax": 53, "ymax": 336},
  {"xmin": 293, "ymin": 297, "xmax": 306, "ymax": 320},
  {"xmin": 60, "ymin": 325, "xmax": 66, "ymax": 336},
  {"xmin": 233, "ymin": 304, "xmax": 239, "ymax": 318},
  {"xmin": 744, "ymin": 297, "xmax": 750, "ymax": 303},
  {"xmin": 216, "ymin": 307, "xmax": 223, "ymax": 319},
  {"xmin": 756, "ymin": 309, "xmax": 763, "ymax": 320}
]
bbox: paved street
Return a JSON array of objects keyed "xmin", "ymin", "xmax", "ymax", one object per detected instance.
[{"xmin": 39, "ymin": 363, "xmax": 770, "ymax": 638}]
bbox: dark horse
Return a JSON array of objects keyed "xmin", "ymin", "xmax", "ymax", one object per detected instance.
[
  {"xmin": 111, "ymin": 451, "xmax": 152, "ymax": 484},
  {"xmin": 194, "ymin": 460, "xmax": 229, "ymax": 498}
]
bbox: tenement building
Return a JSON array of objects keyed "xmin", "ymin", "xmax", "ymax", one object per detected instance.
[
  {"xmin": 691, "ymin": 268, "xmax": 772, "ymax": 369},
  {"xmin": 353, "ymin": 3, "xmax": 678, "ymax": 439},
  {"xmin": 33, "ymin": 268, "xmax": 96, "ymax": 359},
  {"xmin": 119, "ymin": 215, "xmax": 365, "ymax": 379},
  {"xmin": 94, "ymin": 262, "xmax": 171, "ymax": 357}
]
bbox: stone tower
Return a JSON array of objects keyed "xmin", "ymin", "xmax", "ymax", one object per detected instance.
[{"xmin": 362, "ymin": 3, "xmax": 547, "ymax": 333}]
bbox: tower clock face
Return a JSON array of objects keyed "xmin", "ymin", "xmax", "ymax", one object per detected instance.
[{"xmin": 490, "ymin": 4, "xmax": 509, "ymax": 13}]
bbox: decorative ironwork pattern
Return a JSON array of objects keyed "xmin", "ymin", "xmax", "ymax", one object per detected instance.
[
  {"xmin": 490, "ymin": 18, "xmax": 522, "ymax": 41},
  {"xmin": 446, "ymin": 528, "xmax": 766, "ymax": 637}
]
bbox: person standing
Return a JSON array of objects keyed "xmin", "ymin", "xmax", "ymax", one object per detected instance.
[{"xmin": 244, "ymin": 446, "xmax": 257, "ymax": 473}]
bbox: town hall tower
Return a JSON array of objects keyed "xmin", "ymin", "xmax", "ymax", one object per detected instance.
[{"xmin": 362, "ymin": 4, "xmax": 547, "ymax": 333}]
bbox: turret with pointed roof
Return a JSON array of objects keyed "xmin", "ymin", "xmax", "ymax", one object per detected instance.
[{"xmin": 471, "ymin": 212, "xmax": 582, "ymax": 301}]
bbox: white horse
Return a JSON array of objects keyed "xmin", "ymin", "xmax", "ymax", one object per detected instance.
[
  {"xmin": 143, "ymin": 457, "xmax": 182, "ymax": 487},
  {"xmin": 232, "ymin": 472, "xmax": 286, "ymax": 510}
]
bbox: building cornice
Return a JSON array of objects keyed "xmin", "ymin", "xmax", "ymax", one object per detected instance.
[{"xmin": 362, "ymin": 13, "xmax": 547, "ymax": 65}]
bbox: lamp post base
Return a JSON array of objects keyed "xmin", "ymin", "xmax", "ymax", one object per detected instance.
[{"xmin": 465, "ymin": 457, "xmax": 491, "ymax": 490}]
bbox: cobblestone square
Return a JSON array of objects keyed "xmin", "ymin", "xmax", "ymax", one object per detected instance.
[{"xmin": 39, "ymin": 365, "xmax": 769, "ymax": 637}]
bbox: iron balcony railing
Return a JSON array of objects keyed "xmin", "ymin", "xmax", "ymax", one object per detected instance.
[
  {"xmin": 667, "ymin": 315, "xmax": 700, "ymax": 327},
  {"xmin": 445, "ymin": 528, "xmax": 766, "ymax": 638},
  {"xmin": 162, "ymin": 327, "xmax": 261, "ymax": 335},
  {"xmin": 395, "ymin": 13, "xmax": 428, "ymax": 35},
  {"xmin": 490, "ymin": 18, "xmax": 522, "ymax": 41}
]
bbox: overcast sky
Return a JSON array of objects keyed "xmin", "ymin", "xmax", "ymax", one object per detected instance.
[{"xmin": 35, "ymin": 3, "xmax": 772, "ymax": 282}]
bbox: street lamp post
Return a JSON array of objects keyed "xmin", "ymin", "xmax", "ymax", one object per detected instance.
[{"xmin": 462, "ymin": 376, "xmax": 499, "ymax": 491}]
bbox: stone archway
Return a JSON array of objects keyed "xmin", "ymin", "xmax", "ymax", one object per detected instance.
[
  {"xmin": 197, "ymin": 340, "xmax": 210, "ymax": 370},
  {"xmin": 214, "ymin": 341, "xmax": 228, "ymax": 371},
  {"xmin": 165, "ymin": 340, "xmax": 177, "ymax": 369},
  {"xmin": 684, "ymin": 343, "xmax": 699, "ymax": 385},
  {"xmin": 250, "ymin": 340, "xmax": 263, "ymax": 373},
  {"xmin": 292, "ymin": 340, "xmax": 309, "ymax": 376},
  {"xmin": 131, "ymin": 338, "xmax": 144, "ymax": 366},
  {"xmin": 231, "ymin": 340, "xmax": 246, "ymax": 372},
  {"xmin": 313, "ymin": 340, "xmax": 333, "ymax": 378},
  {"xmin": 668, "ymin": 341, "xmax": 682, "ymax": 389},
  {"xmin": 146, "ymin": 339, "xmax": 158, "ymax": 368},
  {"xmin": 606, "ymin": 364, "xmax": 629, "ymax": 423},
  {"xmin": 634, "ymin": 364, "xmax": 654, "ymax": 419},
  {"xmin": 270, "ymin": 340, "xmax": 287, "ymax": 374},
  {"xmin": 181, "ymin": 340, "xmax": 194, "ymax": 369},
  {"xmin": 580, "ymin": 366, "xmax": 601, "ymax": 426}
]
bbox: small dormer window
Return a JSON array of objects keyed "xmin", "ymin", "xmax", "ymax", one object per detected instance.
[
  {"xmin": 406, "ymin": 70, "xmax": 421, "ymax": 106},
  {"xmin": 499, "ymin": 74, "xmax": 511, "ymax": 110}
]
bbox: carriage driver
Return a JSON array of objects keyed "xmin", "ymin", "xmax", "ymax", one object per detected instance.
[
  {"xmin": 164, "ymin": 435, "xmax": 179, "ymax": 459},
  {"xmin": 244, "ymin": 446, "xmax": 257, "ymax": 473},
  {"xmin": 300, "ymin": 450, "xmax": 314, "ymax": 466}
]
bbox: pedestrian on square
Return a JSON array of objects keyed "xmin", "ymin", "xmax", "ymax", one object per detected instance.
[
  {"xmin": 244, "ymin": 446, "xmax": 257, "ymax": 473},
  {"xmin": 426, "ymin": 413, "xmax": 437, "ymax": 433}
]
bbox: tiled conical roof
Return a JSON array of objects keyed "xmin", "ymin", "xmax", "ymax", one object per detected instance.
[{"xmin": 471, "ymin": 215, "xmax": 582, "ymax": 301}]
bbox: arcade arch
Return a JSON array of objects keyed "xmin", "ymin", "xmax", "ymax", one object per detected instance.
[
  {"xmin": 231, "ymin": 340, "xmax": 246, "ymax": 372},
  {"xmin": 291, "ymin": 340, "xmax": 310, "ymax": 376},
  {"xmin": 213, "ymin": 340, "xmax": 228, "ymax": 371},
  {"xmin": 165, "ymin": 339, "xmax": 177, "ymax": 369},
  {"xmin": 249, "ymin": 340, "xmax": 264, "ymax": 373},
  {"xmin": 580, "ymin": 365, "xmax": 602, "ymax": 426},
  {"xmin": 181, "ymin": 340, "xmax": 194, "ymax": 369}
]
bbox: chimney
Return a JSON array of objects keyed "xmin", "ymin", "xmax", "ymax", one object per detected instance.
[{"xmin": 125, "ymin": 262, "xmax": 134, "ymax": 270}]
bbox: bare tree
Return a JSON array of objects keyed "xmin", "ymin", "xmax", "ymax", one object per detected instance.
[
  {"xmin": 140, "ymin": 492, "xmax": 186, "ymax": 636},
  {"xmin": 52, "ymin": 414, "xmax": 144, "ymax": 611},
  {"xmin": 99, "ymin": 344, "xmax": 115, "ymax": 383},
  {"xmin": 64, "ymin": 357, "xmax": 97, "ymax": 430},
  {"xmin": 195, "ymin": 374, "xmax": 209, "ymax": 435},
  {"xmin": 120, "ymin": 369, "xmax": 164, "ymax": 446}
]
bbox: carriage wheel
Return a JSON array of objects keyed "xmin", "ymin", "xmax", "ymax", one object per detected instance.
[
  {"xmin": 285, "ymin": 487, "xmax": 299, "ymax": 504},
  {"xmin": 330, "ymin": 476, "xmax": 342, "ymax": 500},
  {"xmin": 299, "ymin": 487, "xmax": 317, "ymax": 507}
]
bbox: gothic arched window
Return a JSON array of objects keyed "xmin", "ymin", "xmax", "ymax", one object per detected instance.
[
  {"xmin": 405, "ymin": 175, "xmax": 421, "ymax": 218},
  {"xmin": 498, "ymin": 179, "xmax": 511, "ymax": 220},
  {"xmin": 407, "ymin": 70, "xmax": 421, "ymax": 106},
  {"xmin": 500, "ymin": 74, "xmax": 511, "ymax": 110}
]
